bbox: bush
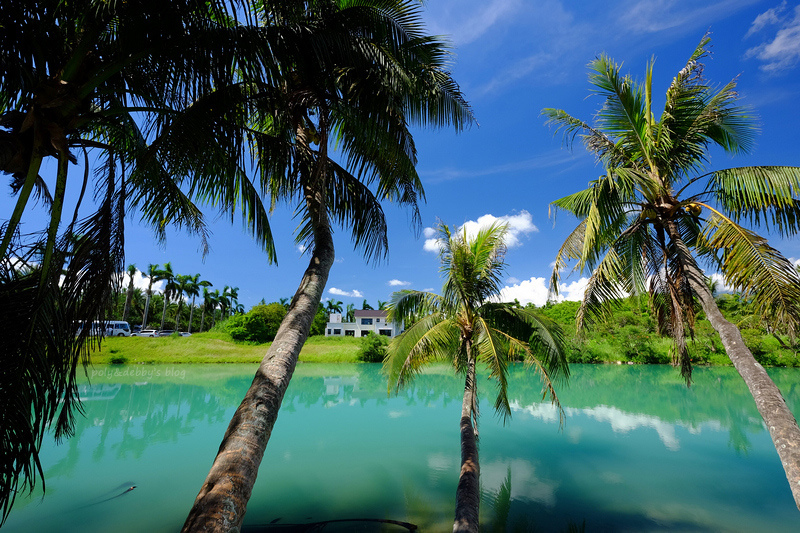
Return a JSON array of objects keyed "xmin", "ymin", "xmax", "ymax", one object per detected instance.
[
  {"xmin": 226, "ymin": 303, "xmax": 287, "ymax": 343},
  {"xmin": 358, "ymin": 332, "xmax": 388, "ymax": 362}
]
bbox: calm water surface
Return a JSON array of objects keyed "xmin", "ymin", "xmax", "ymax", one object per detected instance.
[{"xmin": 5, "ymin": 363, "xmax": 800, "ymax": 532}]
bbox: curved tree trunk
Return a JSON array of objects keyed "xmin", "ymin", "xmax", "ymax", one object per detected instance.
[
  {"xmin": 671, "ymin": 225, "xmax": 800, "ymax": 509},
  {"xmin": 453, "ymin": 357, "xmax": 480, "ymax": 533},
  {"xmin": 182, "ymin": 178, "xmax": 335, "ymax": 532}
]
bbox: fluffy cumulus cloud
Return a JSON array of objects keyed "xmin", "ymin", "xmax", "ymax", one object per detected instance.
[
  {"xmin": 498, "ymin": 276, "xmax": 589, "ymax": 307},
  {"xmin": 745, "ymin": 1, "xmax": 800, "ymax": 72},
  {"xmin": 388, "ymin": 279, "xmax": 411, "ymax": 287},
  {"xmin": 423, "ymin": 211, "xmax": 538, "ymax": 253},
  {"xmin": 328, "ymin": 287, "xmax": 364, "ymax": 298}
]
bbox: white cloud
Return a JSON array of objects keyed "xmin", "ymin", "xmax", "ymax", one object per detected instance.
[
  {"xmin": 423, "ymin": 210, "xmax": 538, "ymax": 253},
  {"xmin": 425, "ymin": 0, "xmax": 522, "ymax": 46},
  {"xmin": 328, "ymin": 287, "xmax": 364, "ymax": 298},
  {"xmin": 388, "ymin": 279, "xmax": 411, "ymax": 287},
  {"xmin": 498, "ymin": 275, "xmax": 588, "ymax": 307},
  {"xmin": 745, "ymin": 3, "xmax": 800, "ymax": 72},
  {"xmin": 619, "ymin": 0, "xmax": 760, "ymax": 34},
  {"xmin": 297, "ymin": 244, "xmax": 307, "ymax": 254},
  {"xmin": 746, "ymin": 0, "xmax": 787, "ymax": 37}
]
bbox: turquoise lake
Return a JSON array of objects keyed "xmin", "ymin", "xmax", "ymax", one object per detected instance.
[{"xmin": 4, "ymin": 363, "xmax": 800, "ymax": 532}]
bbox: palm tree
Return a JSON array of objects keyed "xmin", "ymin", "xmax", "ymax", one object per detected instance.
[
  {"xmin": 200, "ymin": 288, "xmax": 220, "ymax": 332},
  {"xmin": 121, "ymin": 264, "xmax": 137, "ymax": 322},
  {"xmin": 544, "ymin": 35, "xmax": 800, "ymax": 508},
  {"xmin": 362, "ymin": 299, "xmax": 374, "ymax": 310},
  {"xmin": 157, "ymin": 263, "xmax": 177, "ymax": 331},
  {"xmin": 0, "ymin": 0, "xmax": 276, "ymax": 517},
  {"xmin": 345, "ymin": 303, "xmax": 356, "ymax": 322},
  {"xmin": 386, "ymin": 222, "xmax": 569, "ymax": 532},
  {"xmin": 377, "ymin": 299, "xmax": 387, "ymax": 311},
  {"xmin": 187, "ymin": 275, "xmax": 211, "ymax": 333},
  {"xmin": 181, "ymin": 2, "xmax": 473, "ymax": 530},
  {"xmin": 140, "ymin": 263, "xmax": 160, "ymax": 328},
  {"xmin": 173, "ymin": 274, "xmax": 192, "ymax": 331},
  {"xmin": 326, "ymin": 300, "xmax": 343, "ymax": 314}
]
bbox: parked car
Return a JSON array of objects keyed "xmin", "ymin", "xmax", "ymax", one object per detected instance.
[
  {"xmin": 157, "ymin": 330, "xmax": 174, "ymax": 337},
  {"xmin": 179, "ymin": 332, "xmax": 192, "ymax": 337},
  {"xmin": 132, "ymin": 325, "xmax": 142, "ymax": 334},
  {"xmin": 133, "ymin": 329, "xmax": 158, "ymax": 337}
]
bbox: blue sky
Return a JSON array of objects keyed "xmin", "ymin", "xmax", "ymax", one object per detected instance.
[{"xmin": 6, "ymin": 0, "xmax": 800, "ymax": 311}]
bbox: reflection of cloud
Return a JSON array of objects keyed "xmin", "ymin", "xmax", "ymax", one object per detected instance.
[
  {"xmin": 388, "ymin": 410, "xmax": 408, "ymax": 418},
  {"xmin": 482, "ymin": 459, "xmax": 558, "ymax": 506},
  {"xmin": 511, "ymin": 401, "xmax": 727, "ymax": 452}
]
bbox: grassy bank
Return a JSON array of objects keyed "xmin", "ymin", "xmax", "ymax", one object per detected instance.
[{"xmin": 91, "ymin": 332, "xmax": 362, "ymax": 365}]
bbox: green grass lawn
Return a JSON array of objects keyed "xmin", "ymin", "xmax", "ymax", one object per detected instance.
[{"xmin": 91, "ymin": 332, "xmax": 362, "ymax": 364}]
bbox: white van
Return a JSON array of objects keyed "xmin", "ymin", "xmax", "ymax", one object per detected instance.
[
  {"xmin": 104, "ymin": 321, "xmax": 132, "ymax": 337},
  {"xmin": 76, "ymin": 320, "xmax": 132, "ymax": 337}
]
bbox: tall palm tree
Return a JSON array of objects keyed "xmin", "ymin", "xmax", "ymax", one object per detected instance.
[
  {"xmin": 121, "ymin": 264, "xmax": 137, "ymax": 322},
  {"xmin": 187, "ymin": 275, "xmax": 211, "ymax": 333},
  {"xmin": 345, "ymin": 302, "xmax": 356, "ymax": 322},
  {"xmin": 386, "ymin": 222, "xmax": 569, "ymax": 532},
  {"xmin": 544, "ymin": 35, "xmax": 800, "ymax": 508},
  {"xmin": 200, "ymin": 288, "xmax": 219, "ymax": 332},
  {"xmin": 157, "ymin": 263, "xmax": 177, "ymax": 331},
  {"xmin": 362, "ymin": 299, "xmax": 374, "ymax": 310},
  {"xmin": 181, "ymin": 2, "xmax": 473, "ymax": 530},
  {"xmin": 0, "ymin": 0, "xmax": 281, "ymax": 519},
  {"xmin": 173, "ymin": 274, "xmax": 192, "ymax": 331},
  {"xmin": 140, "ymin": 263, "xmax": 160, "ymax": 328}
]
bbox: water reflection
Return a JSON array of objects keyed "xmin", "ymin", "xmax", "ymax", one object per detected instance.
[{"xmin": 4, "ymin": 364, "xmax": 800, "ymax": 532}]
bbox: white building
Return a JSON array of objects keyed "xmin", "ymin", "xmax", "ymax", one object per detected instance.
[{"xmin": 325, "ymin": 309, "xmax": 403, "ymax": 338}]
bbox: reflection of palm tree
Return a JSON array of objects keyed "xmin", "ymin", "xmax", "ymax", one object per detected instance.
[
  {"xmin": 386, "ymin": 223, "xmax": 568, "ymax": 532},
  {"xmin": 545, "ymin": 36, "xmax": 800, "ymax": 507}
]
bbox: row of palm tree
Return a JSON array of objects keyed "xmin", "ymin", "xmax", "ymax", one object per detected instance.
[{"xmin": 118, "ymin": 263, "xmax": 245, "ymax": 333}]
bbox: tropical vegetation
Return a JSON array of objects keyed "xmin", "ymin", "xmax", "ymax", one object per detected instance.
[
  {"xmin": 386, "ymin": 222, "xmax": 569, "ymax": 532},
  {"xmin": 544, "ymin": 34, "xmax": 800, "ymax": 508}
]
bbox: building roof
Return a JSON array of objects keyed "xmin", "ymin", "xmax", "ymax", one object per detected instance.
[{"xmin": 353, "ymin": 309, "xmax": 387, "ymax": 318}]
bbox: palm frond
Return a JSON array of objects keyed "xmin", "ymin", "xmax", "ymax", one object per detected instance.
[{"xmin": 700, "ymin": 212, "xmax": 800, "ymax": 336}]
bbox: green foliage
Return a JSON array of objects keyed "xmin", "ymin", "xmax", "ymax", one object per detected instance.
[
  {"xmin": 226, "ymin": 303, "xmax": 287, "ymax": 344},
  {"xmin": 358, "ymin": 332, "xmax": 389, "ymax": 362},
  {"xmin": 310, "ymin": 304, "xmax": 328, "ymax": 337}
]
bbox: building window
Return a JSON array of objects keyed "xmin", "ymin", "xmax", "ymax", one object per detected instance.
[
  {"xmin": 379, "ymin": 329, "xmax": 392, "ymax": 336},
  {"xmin": 327, "ymin": 329, "xmax": 331, "ymax": 335},
  {"xmin": 360, "ymin": 318, "xmax": 373, "ymax": 325},
  {"xmin": 361, "ymin": 331, "xmax": 370, "ymax": 337},
  {"xmin": 333, "ymin": 329, "xmax": 341, "ymax": 335},
  {"xmin": 345, "ymin": 330, "xmax": 355, "ymax": 337}
]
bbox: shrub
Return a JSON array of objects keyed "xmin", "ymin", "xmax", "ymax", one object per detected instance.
[
  {"xmin": 226, "ymin": 303, "xmax": 287, "ymax": 343},
  {"xmin": 358, "ymin": 332, "xmax": 388, "ymax": 362}
]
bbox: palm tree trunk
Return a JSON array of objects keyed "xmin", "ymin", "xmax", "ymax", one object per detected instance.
[
  {"xmin": 142, "ymin": 291, "xmax": 151, "ymax": 328},
  {"xmin": 189, "ymin": 297, "xmax": 196, "ymax": 333},
  {"xmin": 181, "ymin": 180, "xmax": 335, "ymax": 532},
  {"xmin": 199, "ymin": 307, "xmax": 206, "ymax": 333},
  {"xmin": 160, "ymin": 297, "xmax": 168, "ymax": 330},
  {"xmin": 453, "ymin": 356, "xmax": 480, "ymax": 533},
  {"xmin": 670, "ymin": 223, "xmax": 800, "ymax": 509}
]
